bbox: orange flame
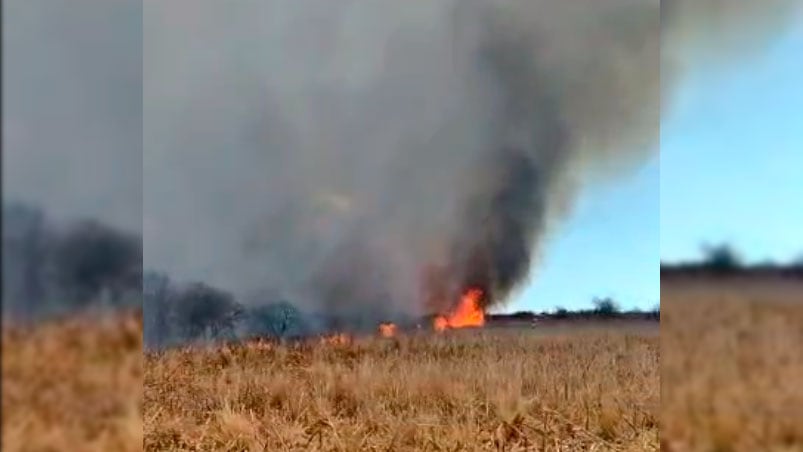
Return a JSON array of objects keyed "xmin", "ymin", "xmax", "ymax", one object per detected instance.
[
  {"xmin": 433, "ymin": 315, "xmax": 449, "ymax": 332},
  {"xmin": 433, "ymin": 288, "xmax": 486, "ymax": 331},
  {"xmin": 378, "ymin": 322, "xmax": 397, "ymax": 337}
]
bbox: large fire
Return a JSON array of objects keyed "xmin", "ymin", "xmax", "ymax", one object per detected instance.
[{"xmin": 433, "ymin": 288, "xmax": 486, "ymax": 332}]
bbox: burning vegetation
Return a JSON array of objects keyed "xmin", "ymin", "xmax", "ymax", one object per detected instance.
[
  {"xmin": 375, "ymin": 288, "xmax": 487, "ymax": 338},
  {"xmin": 433, "ymin": 288, "xmax": 486, "ymax": 332},
  {"xmin": 377, "ymin": 322, "xmax": 397, "ymax": 338}
]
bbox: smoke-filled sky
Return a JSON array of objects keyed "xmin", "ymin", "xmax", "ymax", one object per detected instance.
[
  {"xmin": 661, "ymin": 27, "xmax": 803, "ymax": 265},
  {"xmin": 144, "ymin": 0, "xmax": 660, "ymax": 320},
  {"xmin": 2, "ymin": 0, "xmax": 142, "ymax": 234},
  {"xmin": 4, "ymin": 0, "xmax": 802, "ymax": 317}
]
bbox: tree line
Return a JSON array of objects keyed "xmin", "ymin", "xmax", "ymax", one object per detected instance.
[
  {"xmin": 661, "ymin": 242, "xmax": 803, "ymax": 276},
  {"xmin": 2, "ymin": 202, "xmax": 142, "ymax": 321},
  {"xmin": 143, "ymin": 271, "xmax": 311, "ymax": 349}
]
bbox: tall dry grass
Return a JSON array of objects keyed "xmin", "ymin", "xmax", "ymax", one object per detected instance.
[
  {"xmin": 661, "ymin": 277, "xmax": 803, "ymax": 451},
  {"xmin": 145, "ymin": 325, "xmax": 659, "ymax": 451},
  {"xmin": 2, "ymin": 311, "xmax": 143, "ymax": 452}
]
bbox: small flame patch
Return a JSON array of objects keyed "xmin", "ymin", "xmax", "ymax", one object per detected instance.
[
  {"xmin": 378, "ymin": 322, "xmax": 397, "ymax": 337},
  {"xmin": 319, "ymin": 333, "xmax": 352, "ymax": 346}
]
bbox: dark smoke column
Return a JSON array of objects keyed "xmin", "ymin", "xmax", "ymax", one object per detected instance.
[
  {"xmin": 440, "ymin": 0, "xmax": 803, "ymax": 312},
  {"xmin": 431, "ymin": 0, "xmax": 660, "ymax": 311}
]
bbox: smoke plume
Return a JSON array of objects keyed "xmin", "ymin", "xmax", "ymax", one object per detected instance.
[
  {"xmin": 2, "ymin": 0, "xmax": 142, "ymax": 320},
  {"xmin": 2, "ymin": 0, "xmax": 142, "ymax": 234},
  {"xmin": 662, "ymin": 0, "xmax": 803, "ymax": 98},
  {"xmin": 143, "ymin": 0, "xmax": 799, "ymax": 322}
]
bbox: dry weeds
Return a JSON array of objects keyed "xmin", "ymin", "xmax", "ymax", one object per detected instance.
[
  {"xmin": 661, "ymin": 277, "xmax": 803, "ymax": 452},
  {"xmin": 2, "ymin": 311, "xmax": 143, "ymax": 452},
  {"xmin": 145, "ymin": 326, "xmax": 659, "ymax": 451}
]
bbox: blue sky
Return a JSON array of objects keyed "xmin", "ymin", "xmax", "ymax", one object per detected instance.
[
  {"xmin": 661, "ymin": 28, "xmax": 803, "ymax": 264},
  {"xmin": 508, "ymin": 28, "xmax": 802, "ymax": 313},
  {"xmin": 506, "ymin": 156, "xmax": 659, "ymax": 313}
]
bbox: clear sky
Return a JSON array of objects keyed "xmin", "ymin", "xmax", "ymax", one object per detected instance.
[
  {"xmin": 508, "ymin": 27, "xmax": 802, "ymax": 313},
  {"xmin": 661, "ymin": 28, "xmax": 803, "ymax": 264}
]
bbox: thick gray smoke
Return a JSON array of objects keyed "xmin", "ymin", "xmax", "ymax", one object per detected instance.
[
  {"xmin": 663, "ymin": 0, "xmax": 803, "ymax": 64},
  {"xmin": 2, "ymin": 0, "xmax": 142, "ymax": 234},
  {"xmin": 662, "ymin": 0, "xmax": 803, "ymax": 100},
  {"xmin": 2, "ymin": 0, "xmax": 142, "ymax": 320},
  {"xmin": 143, "ymin": 0, "xmax": 799, "ymax": 323}
]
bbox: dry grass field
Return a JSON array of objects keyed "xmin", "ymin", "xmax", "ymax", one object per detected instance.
[
  {"xmin": 144, "ymin": 323, "xmax": 659, "ymax": 451},
  {"xmin": 2, "ymin": 311, "xmax": 143, "ymax": 452},
  {"xmin": 661, "ymin": 275, "xmax": 803, "ymax": 451},
  {"xmin": 12, "ymin": 275, "xmax": 800, "ymax": 452}
]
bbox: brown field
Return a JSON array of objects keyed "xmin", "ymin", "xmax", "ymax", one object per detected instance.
[
  {"xmin": 1, "ymin": 310, "xmax": 143, "ymax": 452},
  {"xmin": 144, "ymin": 322, "xmax": 659, "ymax": 451},
  {"xmin": 661, "ymin": 275, "xmax": 803, "ymax": 451},
  {"xmin": 11, "ymin": 275, "xmax": 800, "ymax": 452}
]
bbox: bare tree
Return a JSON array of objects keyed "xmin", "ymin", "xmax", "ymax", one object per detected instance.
[
  {"xmin": 172, "ymin": 283, "xmax": 242, "ymax": 341},
  {"xmin": 51, "ymin": 220, "xmax": 141, "ymax": 307},
  {"xmin": 2, "ymin": 202, "xmax": 48, "ymax": 320},
  {"xmin": 593, "ymin": 297, "xmax": 620, "ymax": 317},
  {"xmin": 244, "ymin": 301, "xmax": 305, "ymax": 339},
  {"xmin": 700, "ymin": 242, "xmax": 742, "ymax": 272}
]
